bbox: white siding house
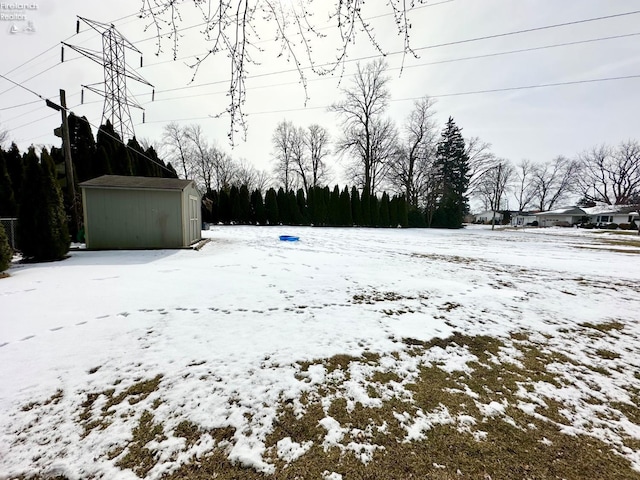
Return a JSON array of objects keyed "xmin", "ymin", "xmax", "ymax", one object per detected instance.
[
  {"xmin": 582, "ymin": 205, "xmax": 640, "ymax": 226},
  {"xmin": 475, "ymin": 210, "xmax": 503, "ymax": 224},
  {"xmin": 534, "ymin": 206, "xmax": 587, "ymax": 227}
]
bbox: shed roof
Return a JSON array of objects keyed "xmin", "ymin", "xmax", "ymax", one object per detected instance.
[{"xmin": 79, "ymin": 175, "xmax": 193, "ymax": 191}]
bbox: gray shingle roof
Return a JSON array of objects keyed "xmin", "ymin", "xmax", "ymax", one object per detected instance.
[{"xmin": 79, "ymin": 175, "xmax": 193, "ymax": 191}]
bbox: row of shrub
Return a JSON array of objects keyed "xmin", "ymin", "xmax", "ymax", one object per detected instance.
[{"xmin": 578, "ymin": 222, "xmax": 637, "ymax": 230}]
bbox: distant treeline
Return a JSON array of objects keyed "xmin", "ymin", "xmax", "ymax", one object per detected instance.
[{"xmin": 202, "ymin": 185, "xmax": 410, "ymax": 228}]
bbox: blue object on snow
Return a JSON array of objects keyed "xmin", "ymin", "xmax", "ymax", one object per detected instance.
[{"xmin": 279, "ymin": 235, "xmax": 300, "ymax": 242}]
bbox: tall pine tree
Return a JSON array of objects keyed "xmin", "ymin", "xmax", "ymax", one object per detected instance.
[
  {"xmin": 0, "ymin": 149, "xmax": 17, "ymax": 217},
  {"xmin": 432, "ymin": 117, "xmax": 469, "ymax": 228},
  {"xmin": 18, "ymin": 148, "xmax": 69, "ymax": 261}
]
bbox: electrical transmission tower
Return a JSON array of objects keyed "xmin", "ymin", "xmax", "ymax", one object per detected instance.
[{"xmin": 63, "ymin": 17, "xmax": 153, "ymax": 142}]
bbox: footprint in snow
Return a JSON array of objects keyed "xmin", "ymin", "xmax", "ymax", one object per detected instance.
[
  {"xmin": 20, "ymin": 335, "xmax": 35, "ymax": 341},
  {"xmin": 50, "ymin": 326, "xmax": 64, "ymax": 332},
  {"xmin": 76, "ymin": 321, "xmax": 88, "ymax": 325}
]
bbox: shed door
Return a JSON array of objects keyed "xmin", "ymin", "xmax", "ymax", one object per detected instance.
[{"xmin": 189, "ymin": 195, "xmax": 199, "ymax": 242}]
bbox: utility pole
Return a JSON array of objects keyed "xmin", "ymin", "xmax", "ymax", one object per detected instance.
[{"xmin": 47, "ymin": 89, "xmax": 81, "ymax": 237}]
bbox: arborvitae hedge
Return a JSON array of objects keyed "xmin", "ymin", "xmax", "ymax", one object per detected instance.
[
  {"xmin": 0, "ymin": 222, "xmax": 11, "ymax": 273},
  {"xmin": 201, "ymin": 184, "xmax": 416, "ymax": 229},
  {"xmin": 18, "ymin": 148, "xmax": 69, "ymax": 262}
]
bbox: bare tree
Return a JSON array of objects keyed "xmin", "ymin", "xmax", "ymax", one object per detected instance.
[
  {"xmin": 304, "ymin": 124, "xmax": 331, "ymax": 190},
  {"xmin": 253, "ymin": 169, "xmax": 272, "ymax": 193},
  {"xmin": 476, "ymin": 160, "xmax": 514, "ymax": 229},
  {"xmin": 465, "ymin": 136, "xmax": 498, "ymax": 197},
  {"xmin": 271, "ymin": 120, "xmax": 298, "ymax": 191},
  {"xmin": 532, "ymin": 156, "xmax": 580, "ymax": 211},
  {"xmin": 331, "ymin": 59, "xmax": 392, "ymax": 195},
  {"xmin": 512, "ymin": 159, "xmax": 537, "ymax": 212},
  {"xmin": 289, "ymin": 126, "xmax": 308, "ymax": 193},
  {"xmin": 211, "ymin": 147, "xmax": 237, "ymax": 192},
  {"xmin": 140, "ymin": 1, "xmax": 428, "ymax": 143},
  {"xmin": 575, "ymin": 141, "xmax": 640, "ymax": 205},
  {"xmin": 386, "ymin": 96, "xmax": 438, "ymax": 208},
  {"xmin": 161, "ymin": 122, "xmax": 192, "ymax": 179},
  {"xmin": 233, "ymin": 157, "xmax": 272, "ymax": 192},
  {"xmin": 235, "ymin": 157, "xmax": 258, "ymax": 190},
  {"xmin": 184, "ymin": 124, "xmax": 215, "ymax": 192}
]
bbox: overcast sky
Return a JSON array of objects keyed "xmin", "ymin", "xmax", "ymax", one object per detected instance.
[{"xmin": 2, "ymin": 0, "xmax": 640, "ymax": 192}]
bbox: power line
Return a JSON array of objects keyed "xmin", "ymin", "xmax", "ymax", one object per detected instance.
[
  {"xmin": 138, "ymin": 73, "xmax": 640, "ymax": 123},
  {"xmin": 124, "ymin": 29, "xmax": 640, "ymax": 106}
]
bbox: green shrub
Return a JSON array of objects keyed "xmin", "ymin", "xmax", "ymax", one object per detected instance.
[
  {"xmin": 0, "ymin": 223, "xmax": 12, "ymax": 273},
  {"xmin": 619, "ymin": 223, "xmax": 630, "ymax": 230}
]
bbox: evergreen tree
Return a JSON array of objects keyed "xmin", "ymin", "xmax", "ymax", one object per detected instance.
[
  {"xmin": 0, "ymin": 221, "xmax": 11, "ymax": 272},
  {"xmin": 329, "ymin": 185, "xmax": 341, "ymax": 226},
  {"xmin": 361, "ymin": 189, "xmax": 371, "ymax": 227},
  {"xmin": 251, "ymin": 189, "xmax": 266, "ymax": 225},
  {"xmin": 93, "ymin": 147, "xmax": 112, "ymax": 177},
  {"xmin": 296, "ymin": 188, "xmax": 308, "ymax": 224},
  {"xmin": 218, "ymin": 189, "xmax": 231, "ymax": 223},
  {"xmin": 165, "ymin": 161, "xmax": 179, "ymax": 178},
  {"xmin": 389, "ymin": 196, "xmax": 399, "ymax": 227},
  {"xmin": 340, "ymin": 186, "xmax": 352, "ymax": 226},
  {"xmin": 68, "ymin": 114, "xmax": 96, "ymax": 183},
  {"xmin": 41, "ymin": 149, "xmax": 70, "ymax": 258},
  {"xmin": 351, "ymin": 186, "xmax": 362, "ymax": 226},
  {"xmin": 239, "ymin": 185, "xmax": 252, "ymax": 224},
  {"xmin": 18, "ymin": 148, "xmax": 69, "ymax": 261},
  {"xmin": 5, "ymin": 143, "xmax": 23, "ymax": 204},
  {"xmin": 127, "ymin": 137, "xmax": 149, "ymax": 176},
  {"xmin": 288, "ymin": 190, "xmax": 303, "ymax": 225},
  {"xmin": 370, "ymin": 193, "xmax": 380, "ymax": 227},
  {"xmin": 432, "ymin": 117, "xmax": 470, "ymax": 228},
  {"xmin": 0, "ymin": 149, "xmax": 17, "ymax": 216},
  {"xmin": 397, "ymin": 194, "xmax": 409, "ymax": 227},
  {"xmin": 322, "ymin": 186, "xmax": 331, "ymax": 226},
  {"xmin": 379, "ymin": 192, "xmax": 390, "ymax": 227},
  {"xmin": 208, "ymin": 190, "xmax": 220, "ymax": 224},
  {"xmin": 276, "ymin": 187, "xmax": 289, "ymax": 224},
  {"xmin": 229, "ymin": 186, "xmax": 241, "ymax": 223},
  {"xmin": 265, "ymin": 188, "xmax": 279, "ymax": 225}
]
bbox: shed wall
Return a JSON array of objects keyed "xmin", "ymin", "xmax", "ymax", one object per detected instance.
[
  {"xmin": 181, "ymin": 183, "xmax": 202, "ymax": 245},
  {"xmin": 84, "ymin": 188, "xmax": 183, "ymax": 249}
]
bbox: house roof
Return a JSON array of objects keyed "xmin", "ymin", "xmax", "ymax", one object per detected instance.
[
  {"xmin": 79, "ymin": 175, "xmax": 193, "ymax": 191},
  {"xmin": 582, "ymin": 204, "xmax": 640, "ymax": 216},
  {"xmin": 535, "ymin": 206, "xmax": 586, "ymax": 216}
]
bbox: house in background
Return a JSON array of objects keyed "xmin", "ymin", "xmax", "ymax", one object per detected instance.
[
  {"xmin": 79, "ymin": 175, "xmax": 201, "ymax": 249},
  {"xmin": 582, "ymin": 205, "xmax": 640, "ymax": 226},
  {"xmin": 534, "ymin": 206, "xmax": 588, "ymax": 227},
  {"xmin": 474, "ymin": 210, "xmax": 503, "ymax": 224},
  {"xmin": 510, "ymin": 211, "xmax": 539, "ymax": 227}
]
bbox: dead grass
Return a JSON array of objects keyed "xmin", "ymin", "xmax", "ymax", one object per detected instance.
[
  {"xmin": 79, "ymin": 374, "xmax": 163, "ymax": 438},
  {"xmin": 15, "ymin": 331, "xmax": 640, "ymax": 480},
  {"xmin": 114, "ymin": 410, "xmax": 166, "ymax": 477},
  {"xmin": 161, "ymin": 332, "xmax": 640, "ymax": 480}
]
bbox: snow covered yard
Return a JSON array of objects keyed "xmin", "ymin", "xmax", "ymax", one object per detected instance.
[{"xmin": 1, "ymin": 225, "xmax": 640, "ymax": 479}]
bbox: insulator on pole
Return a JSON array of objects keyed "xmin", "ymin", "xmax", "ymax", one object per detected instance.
[
  {"xmin": 151, "ymin": 89, "xmax": 155, "ymax": 101},
  {"xmin": 76, "ymin": 20, "xmax": 80, "ymax": 34},
  {"xmin": 61, "ymin": 46, "xmax": 64, "ymax": 63},
  {"xmin": 142, "ymin": 112, "xmax": 146, "ymax": 124},
  {"xmin": 140, "ymin": 56, "xmax": 143, "ymax": 68},
  {"xmin": 81, "ymin": 89, "xmax": 84, "ymax": 104}
]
